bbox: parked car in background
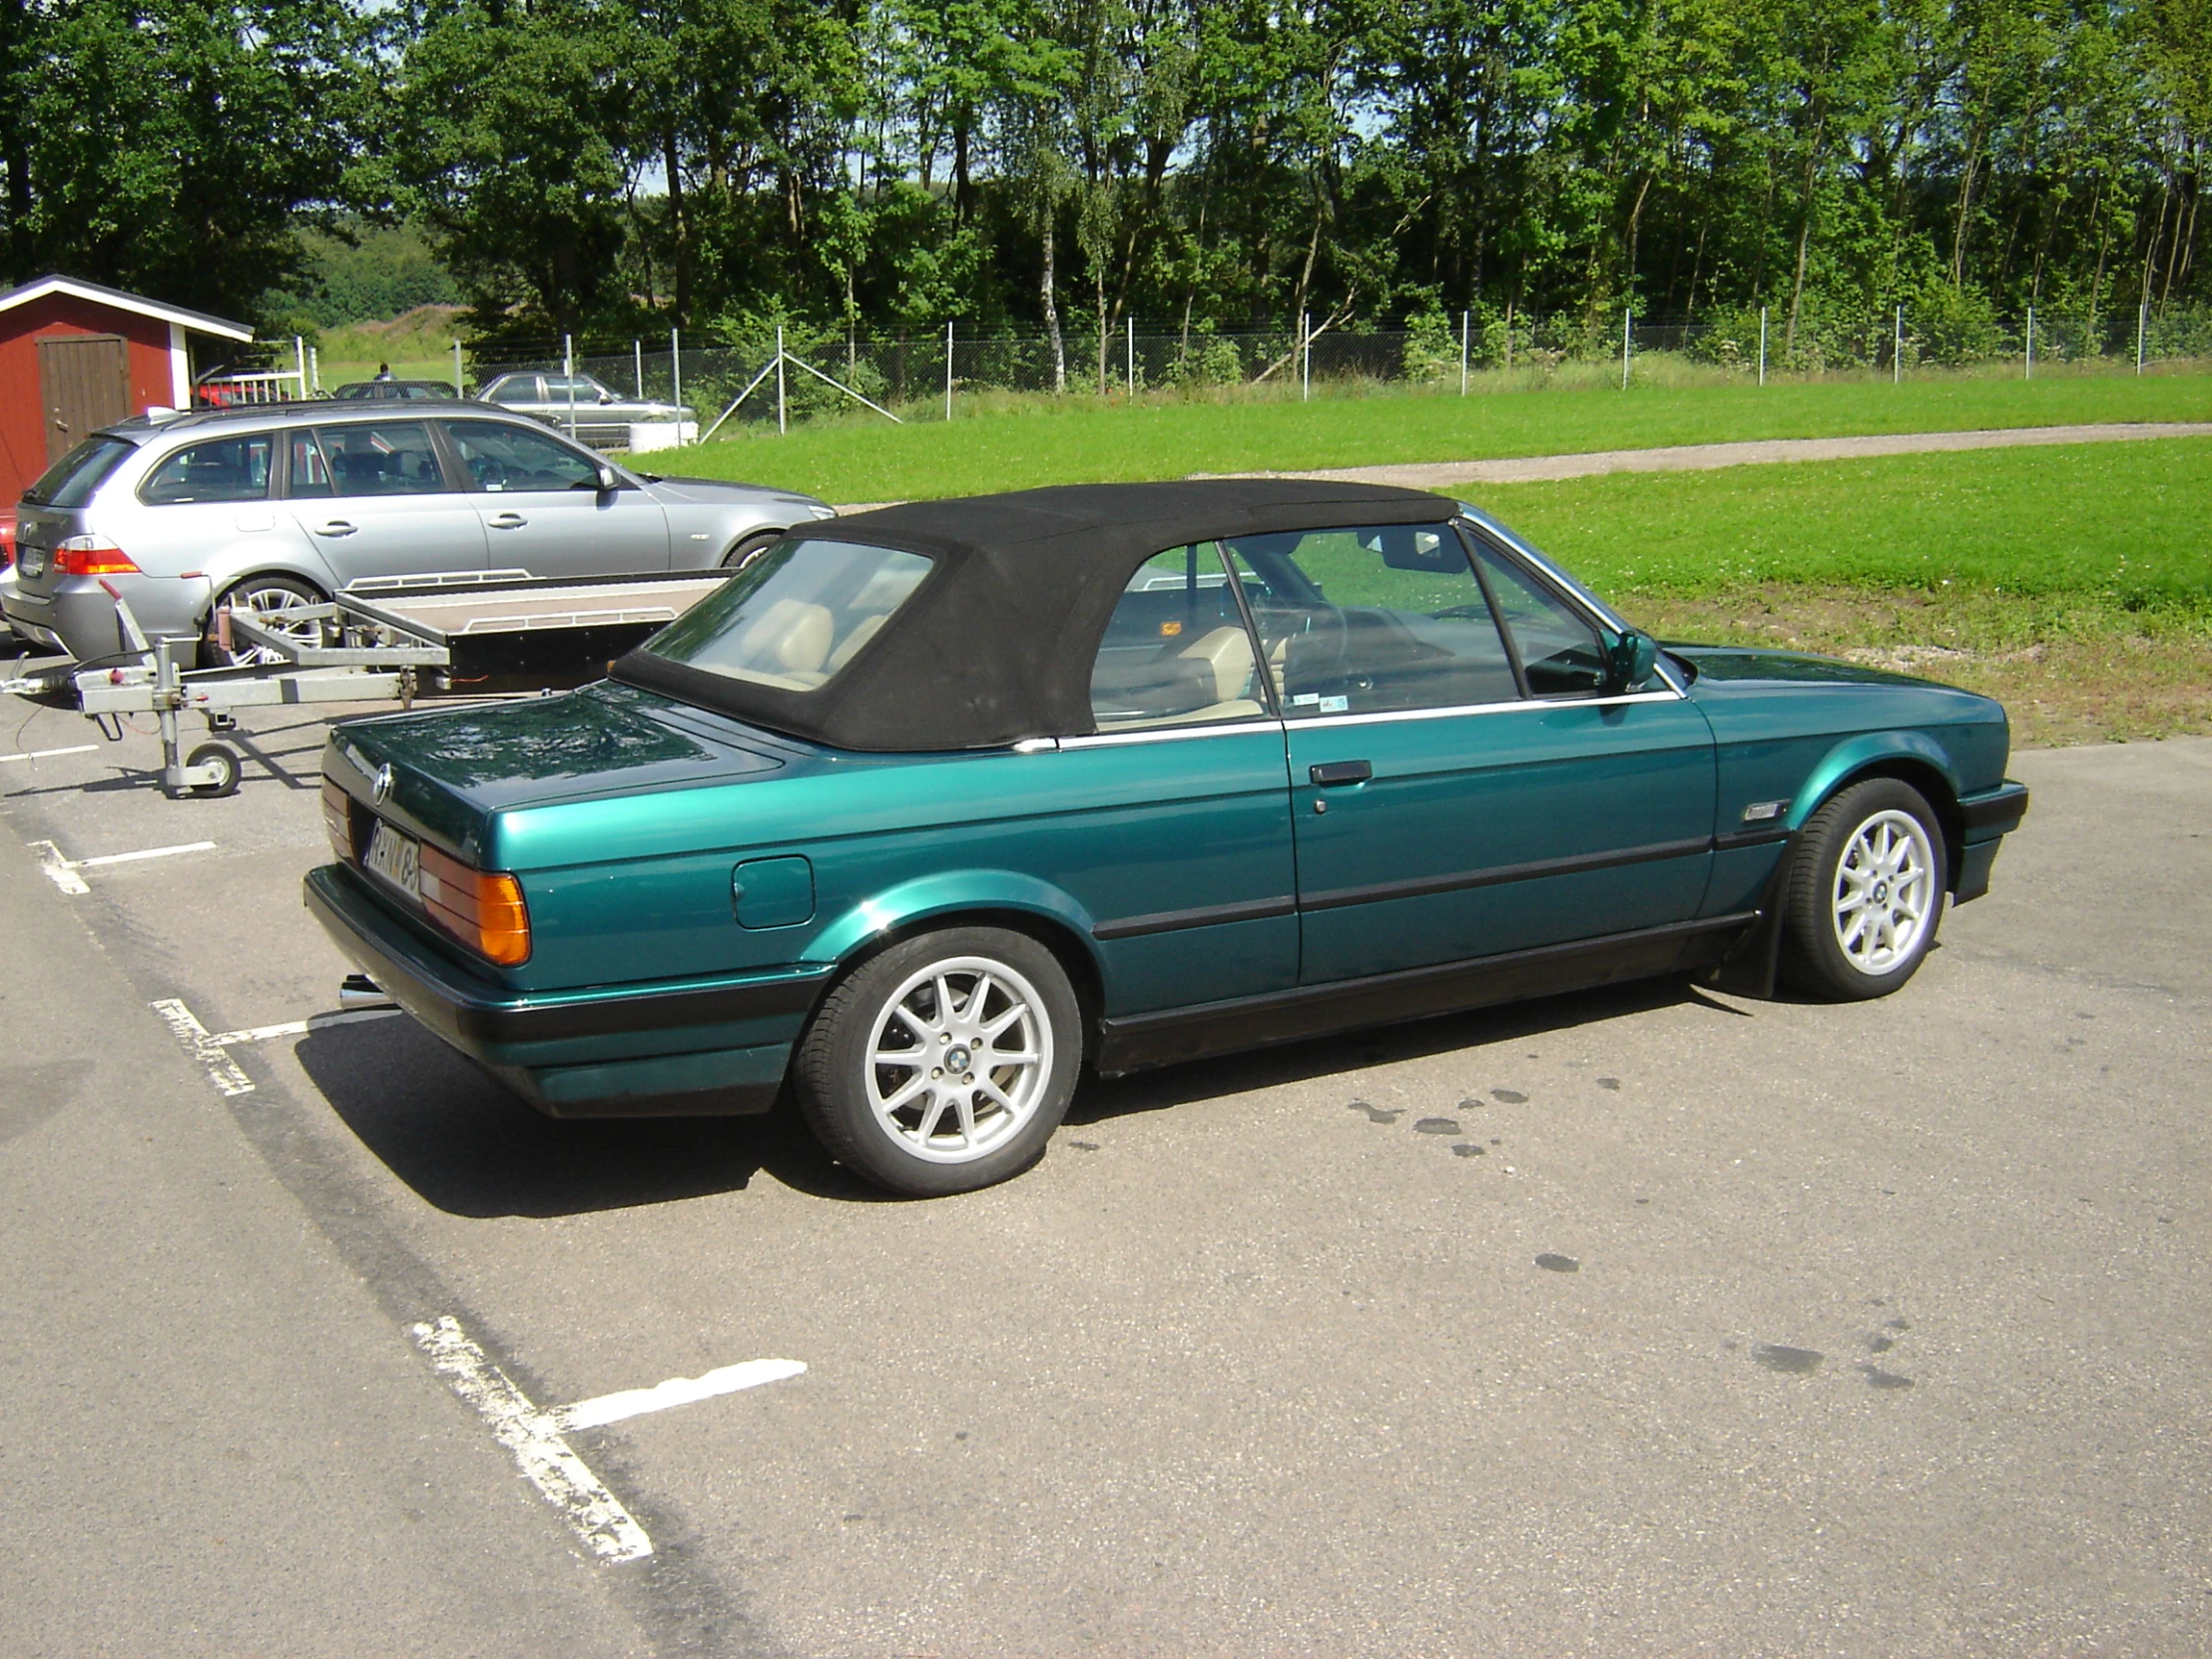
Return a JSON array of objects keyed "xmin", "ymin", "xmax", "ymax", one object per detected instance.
[
  {"xmin": 331, "ymin": 379, "xmax": 457, "ymax": 402},
  {"xmin": 3, "ymin": 400, "xmax": 833, "ymax": 666},
  {"xmin": 305, "ymin": 480, "xmax": 2030, "ymax": 1198},
  {"xmin": 477, "ymin": 371, "xmax": 695, "ymax": 450}
]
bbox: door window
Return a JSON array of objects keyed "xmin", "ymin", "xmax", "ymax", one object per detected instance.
[
  {"xmin": 443, "ymin": 421, "xmax": 601, "ymax": 492},
  {"xmin": 1089, "ymin": 545, "xmax": 1269, "ymax": 731},
  {"xmin": 138, "ymin": 434, "xmax": 275, "ymax": 504},
  {"xmin": 1465, "ymin": 538, "xmax": 1610, "ymax": 697},
  {"xmin": 284, "ymin": 429, "xmax": 334, "ymax": 497},
  {"xmin": 313, "ymin": 423, "xmax": 451, "ymax": 497},
  {"xmin": 1222, "ymin": 524, "xmax": 1518, "ymax": 718},
  {"xmin": 483, "ymin": 375, "xmax": 541, "ymax": 404}
]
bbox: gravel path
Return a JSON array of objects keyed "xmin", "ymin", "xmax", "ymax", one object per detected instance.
[
  {"xmin": 1217, "ymin": 420, "xmax": 2212, "ymax": 491},
  {"xmin": 830, "ymin": 420, "xmax": 2212, "ymax": 512}
]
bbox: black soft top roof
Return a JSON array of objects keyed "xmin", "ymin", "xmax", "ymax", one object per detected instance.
[{"xmin": 613, "ymin": 478, "xmax": 1454, "ymax": 753}]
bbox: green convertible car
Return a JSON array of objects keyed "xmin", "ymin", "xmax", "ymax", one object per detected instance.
[{"xmin": 307, "ymin": 480, "xmax": 2029, "ymax": 1195}]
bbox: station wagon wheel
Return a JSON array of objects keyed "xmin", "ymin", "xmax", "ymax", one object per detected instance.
[
  {"xmin": 721, "ymin": 530, "xmax": 783, "ymax": 571},
  {"xmin": 202, "ymin": 575, "xmax": 327, "ymax": 668},
  {"xmin": 796, "ymin": 926, "xmax": 1082, "ymax": 1195},
  {"xmin": 1781, "ymin": 778, "xmax": 1946, "ymax": 1000}
]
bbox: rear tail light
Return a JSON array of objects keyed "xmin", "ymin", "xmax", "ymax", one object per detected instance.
[
  {"xmin": 419, "ymin": 843, "xmax": 531, "ymax": 966},
  {"xmin": 54, "ymin": 535, "xmax": 140, "ymax": 576},
  {"xmin": 320, "ymin": 779, "xmax": 354, "ymax": 862}
]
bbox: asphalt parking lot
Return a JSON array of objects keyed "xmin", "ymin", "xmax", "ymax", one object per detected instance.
[{"xmin": 2, "ymin": 681, "xmax": 2207, "ymax": 1658}]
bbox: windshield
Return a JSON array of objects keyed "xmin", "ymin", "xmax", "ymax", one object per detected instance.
[
  {"xmin": 22, "ymin": 435, "xmax": 136, "ymax": 508},
  {"xmin": 644, "ymin": 538, "xmax": 932, "ymax": 691}
]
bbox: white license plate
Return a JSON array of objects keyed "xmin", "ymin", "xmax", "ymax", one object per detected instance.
[{"xmin": 364, "ymin": 821, "xmax": 421, "ymax": 899}]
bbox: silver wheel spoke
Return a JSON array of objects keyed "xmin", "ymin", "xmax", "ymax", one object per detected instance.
[
  {"xmin": 1831, "ymin": 808, "xmax": 1936, "ymax": 975},
  {"xmin": 862, "ymin": 952, "xmax": 1055, "ymax": 1164}
]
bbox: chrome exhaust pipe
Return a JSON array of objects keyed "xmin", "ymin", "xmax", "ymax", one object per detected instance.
[{"xmin": 338, "ymin": 972, "xmax": 395, "ymax": 1010}]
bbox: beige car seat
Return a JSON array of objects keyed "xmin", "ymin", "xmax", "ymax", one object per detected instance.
[
  {"xmin": 1096, "ymin": 625, "xmax": 1266, "ymax": 730},
  {"xmin": 724, "ymin": 598, "xmax": 834, "ymax": 688}
]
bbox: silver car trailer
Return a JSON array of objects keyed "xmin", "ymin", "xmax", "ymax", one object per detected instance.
[{"xmin": 1, "ymin": 567, "xmax": 735, "ymax": 800}]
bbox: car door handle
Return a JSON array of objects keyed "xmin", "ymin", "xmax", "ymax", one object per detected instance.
[
  {"xmin": 487, "ymin": 512, "xmax": 527, "ymax": 529},
  {"xmin": 312, "ymin": 520, "xmax": 357, "ymax": 537},
  {"xmin": 1310, "ymin": 761, "xmax": 1373, "ymax": 787}
]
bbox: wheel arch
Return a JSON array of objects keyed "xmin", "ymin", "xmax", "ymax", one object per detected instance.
[
  {"xmin": 801, "ymin": 878, "xmax": 1108, "ymax": 1048},
  {"xmin": 1789, "ymin": 734, "xmax": 1966, "ymax": 890},
  {"xmin": 194, "ymin": 562, "xmax": 336, "ymax": 631}
]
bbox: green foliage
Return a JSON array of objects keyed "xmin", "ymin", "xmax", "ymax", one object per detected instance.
[{"xmin": 269, "ymin": 222, "xmax": 463, "ymax": 328}]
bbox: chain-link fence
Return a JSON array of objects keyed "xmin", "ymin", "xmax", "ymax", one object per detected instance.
[{"xmin": 468, "ymin": 304, "xmax": 2212, "ymax": 448}]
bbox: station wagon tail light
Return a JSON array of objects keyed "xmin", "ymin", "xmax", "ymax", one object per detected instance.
[
  {"xmin": 419, "ymin": 844, "xmax": 531, "ymax": 966},
  {"xmin": 320, "ymin": 779, "xmax": 354, "ymax": 861},
  {"xmin": 53, "ymin": 535, "xmax": 139, "ymax": 576}
]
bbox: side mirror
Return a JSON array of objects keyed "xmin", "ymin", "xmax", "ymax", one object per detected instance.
[
  {"xmin": 1608, "ymin": 628, "xmax": 1659, "ymax": 690},
  {"xmin": 595, "ymin": 463, "xmax": 621, "ymax": 492}
]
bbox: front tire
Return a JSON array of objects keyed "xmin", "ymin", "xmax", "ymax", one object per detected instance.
[
  {"xmin": 796, "ymin": 926, "xmax": 1081, "ymax": 1195},
  {"xmin": 721, "ymin": 530, "xmax": 783, "ymax": 571},
  {"xmin": 1781, "ymin": 778, "xmax": 1946, "ymax": 1000}
]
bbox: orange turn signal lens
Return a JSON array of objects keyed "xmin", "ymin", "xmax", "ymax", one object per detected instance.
[{"xmin": 419, "ymin": 844, "xmax": 531, "ymax": 965}]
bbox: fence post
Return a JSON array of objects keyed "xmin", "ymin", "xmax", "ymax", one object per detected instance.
[
  {"xmin": 293, "ymin": 334, "xmax": 305, "ymax": 397},
  {"xmin": 945, "ymin": 321, "xmax": 954, "ymax": 420},
  {"xmin": 1759, "ymin": 307, "xmax": 1768, "ymax": 386},
  {"xmin": 1127, "ymin": 316, "xmax": 1135, "ymax": 398},
  {"xmin": 1621, "ymin": 309, "xmax": 1631, "ymax": 390},
  {"xmin": 634, "ymin": 340, "xmax": 644, "ymax": 398},
  {"xmin": 2137, "ymin": 303, "xmax": 2147, "ymax": 374},
  {"xmin": 452, "ymin": 338, "xmax": 463, "ymax": 396},
  {"xmin": 776, "ymin": 323, "xmax": 787, "ymax": 434},
  {"xmin": 2024, "ymin": 307, "xmax": 2033, "ymax": 378},
  {"xmin": 670, "ymin": 328, "xmax": 682, "ymax": 423},
  {"xmin": 564, "ymin": 333, "xmax": 576, "ymax": 437},
  {"xmin": 1895, "ymin": 306, "xmax": 1903, "ymax": 384},
  {"xmin": 1301, "ymin": 311, "xmax": 1311, "ymax": 401},
  {"xmin": 1459, "ymin": 310, "xmax": 1469, "ymax": 395}
]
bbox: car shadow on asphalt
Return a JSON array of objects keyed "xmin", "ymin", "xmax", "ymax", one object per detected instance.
[
  {"xmin": 294, "ymin": 970, "xmax": 1773, "ymax": 1217},
  {"xmin": 294, "ymin": 1015, "xmax": 876, "ymax": 1218},
  {"xmin": 1070, "ymin": 973, "xmax": 1749, "ymax": 1126}
]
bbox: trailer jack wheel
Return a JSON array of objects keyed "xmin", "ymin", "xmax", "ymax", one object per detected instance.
[{"xmin": 182, "ymin": 742, "xmax": 242, "ymax": 799}]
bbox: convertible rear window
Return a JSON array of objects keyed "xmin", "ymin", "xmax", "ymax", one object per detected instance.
[{"xmin": 642, "ymin": 538, "xmax": 931, "ymax": 692}]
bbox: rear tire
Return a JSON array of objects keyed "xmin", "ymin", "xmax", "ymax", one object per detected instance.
[
  {"xmin": 1780, "ymin": 778, "xmax": 1946, "ymax": 1000},
  {"xmin": 795, "ymin": 926, "xmax": 1081, "ymax": 1195},
  {"xmin": 201, "ymin": 574, "xmax": 328, "ymax": 668}
]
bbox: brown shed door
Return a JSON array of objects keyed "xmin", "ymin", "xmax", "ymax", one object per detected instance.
[{"xmin": 39, "ymin": 334, "xmax": 132, "ymax": 462}]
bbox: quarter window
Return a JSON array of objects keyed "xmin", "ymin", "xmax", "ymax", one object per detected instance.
[
  {"xmin": 1090, "ymin": 545, "xmax": 1268, "ymax": 730},
  {"xmin": 1465, "ymin": 538, "xmax": 1610, "ymax": 696},
  {"xmin": 138, "ymin": 435, "xmax": 274, "ymax": 505},
  {"xmin": 312, "ymin": 423, "xmax": 450, "ymax": 497},
  {"xmin": 1222, "ymin": 523, "xmax": 1518, "ymax": 718}
]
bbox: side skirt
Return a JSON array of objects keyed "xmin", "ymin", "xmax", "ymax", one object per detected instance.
[{"xmin": 1095, "ymin": 912, "xmax": 1758, "ymax": 1076}]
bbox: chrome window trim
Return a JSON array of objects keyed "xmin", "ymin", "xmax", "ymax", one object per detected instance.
[
  {"xmin": 1060, "ymin": 717, "xmax": 1285, "ymax": 750},
  {"xmin": 1060, "ymin": 683, "xmax": 1686, "ymax": 748},
  {"xmin": 1288, "ymin": 686, "xmax": 1685, "ymax": 733}
]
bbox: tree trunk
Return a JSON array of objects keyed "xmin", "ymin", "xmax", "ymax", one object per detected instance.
[{"xmin": 1042, "ymin": 214, "xmax": 1066, "ymax": 393}]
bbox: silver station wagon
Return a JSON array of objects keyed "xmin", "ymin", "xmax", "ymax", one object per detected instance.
[{"xmin": 6, "ymin": 400, "xmax": 831, "ymax": 665}]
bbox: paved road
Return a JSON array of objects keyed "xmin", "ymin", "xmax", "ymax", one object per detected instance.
[{"xmin": 1, "ymin": 702, "xmax": 2206, "ymax": 1656}]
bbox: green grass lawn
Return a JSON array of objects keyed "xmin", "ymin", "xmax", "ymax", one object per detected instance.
[
  {"xmin": 660, "ymin": 371, "xmax": 2212, "ymax": 504},
  {"xmin": 1474, "ymin": 437, "xmax": 2212, "ymax": 746}
]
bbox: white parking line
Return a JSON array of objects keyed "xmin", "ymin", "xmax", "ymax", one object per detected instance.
[
  {"xmin": 0, "ymin": 744, "xmax": 98, "ymax": 763},
  {"xmin": 79, "ymin": 840, "xmax": 218, "ymax": 867},
  {"xmin": 551, "ymin": 1359, "xmax": 808, "ymax": 1432},
  {"xmin": 28, "ymin": 836, "xmax": 216, "ymax": 892},
  {"xmin": 27, "ymin": 840, "xmax": 88, "ymax": 894},
  {"xmin": 209, "ymin": 1007, "xmax": 402, "ymax": 1045},
  {"xmin": 410, "ymin": 1316, "xmax": 656, "ymax": 1564},
  {"xmin": 148, "ymin": 998, "xmax": 256, "ymax": 1097}
]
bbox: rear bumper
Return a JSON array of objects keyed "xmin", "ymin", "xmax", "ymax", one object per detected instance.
[
  {"xmin": 304, "ymin": 862, "xmax": 826, "ymax": 1117},
  {"xmin": 4, "ymin": 575, "xmax": 195, "ymax": 661}
]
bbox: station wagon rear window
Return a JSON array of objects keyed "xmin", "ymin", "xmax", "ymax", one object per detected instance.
[
  {"xmin": 23, "ymin": 435, "xmax": 134, "ymax": 507},
  {"xmin": 642, "ymin": 538, "xmax": 931, "ymax": 692}
]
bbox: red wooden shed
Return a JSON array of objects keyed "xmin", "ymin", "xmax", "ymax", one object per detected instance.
[{"xmin": 0, "ymin": 275, "xmax": 255, "ymax": 507}]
